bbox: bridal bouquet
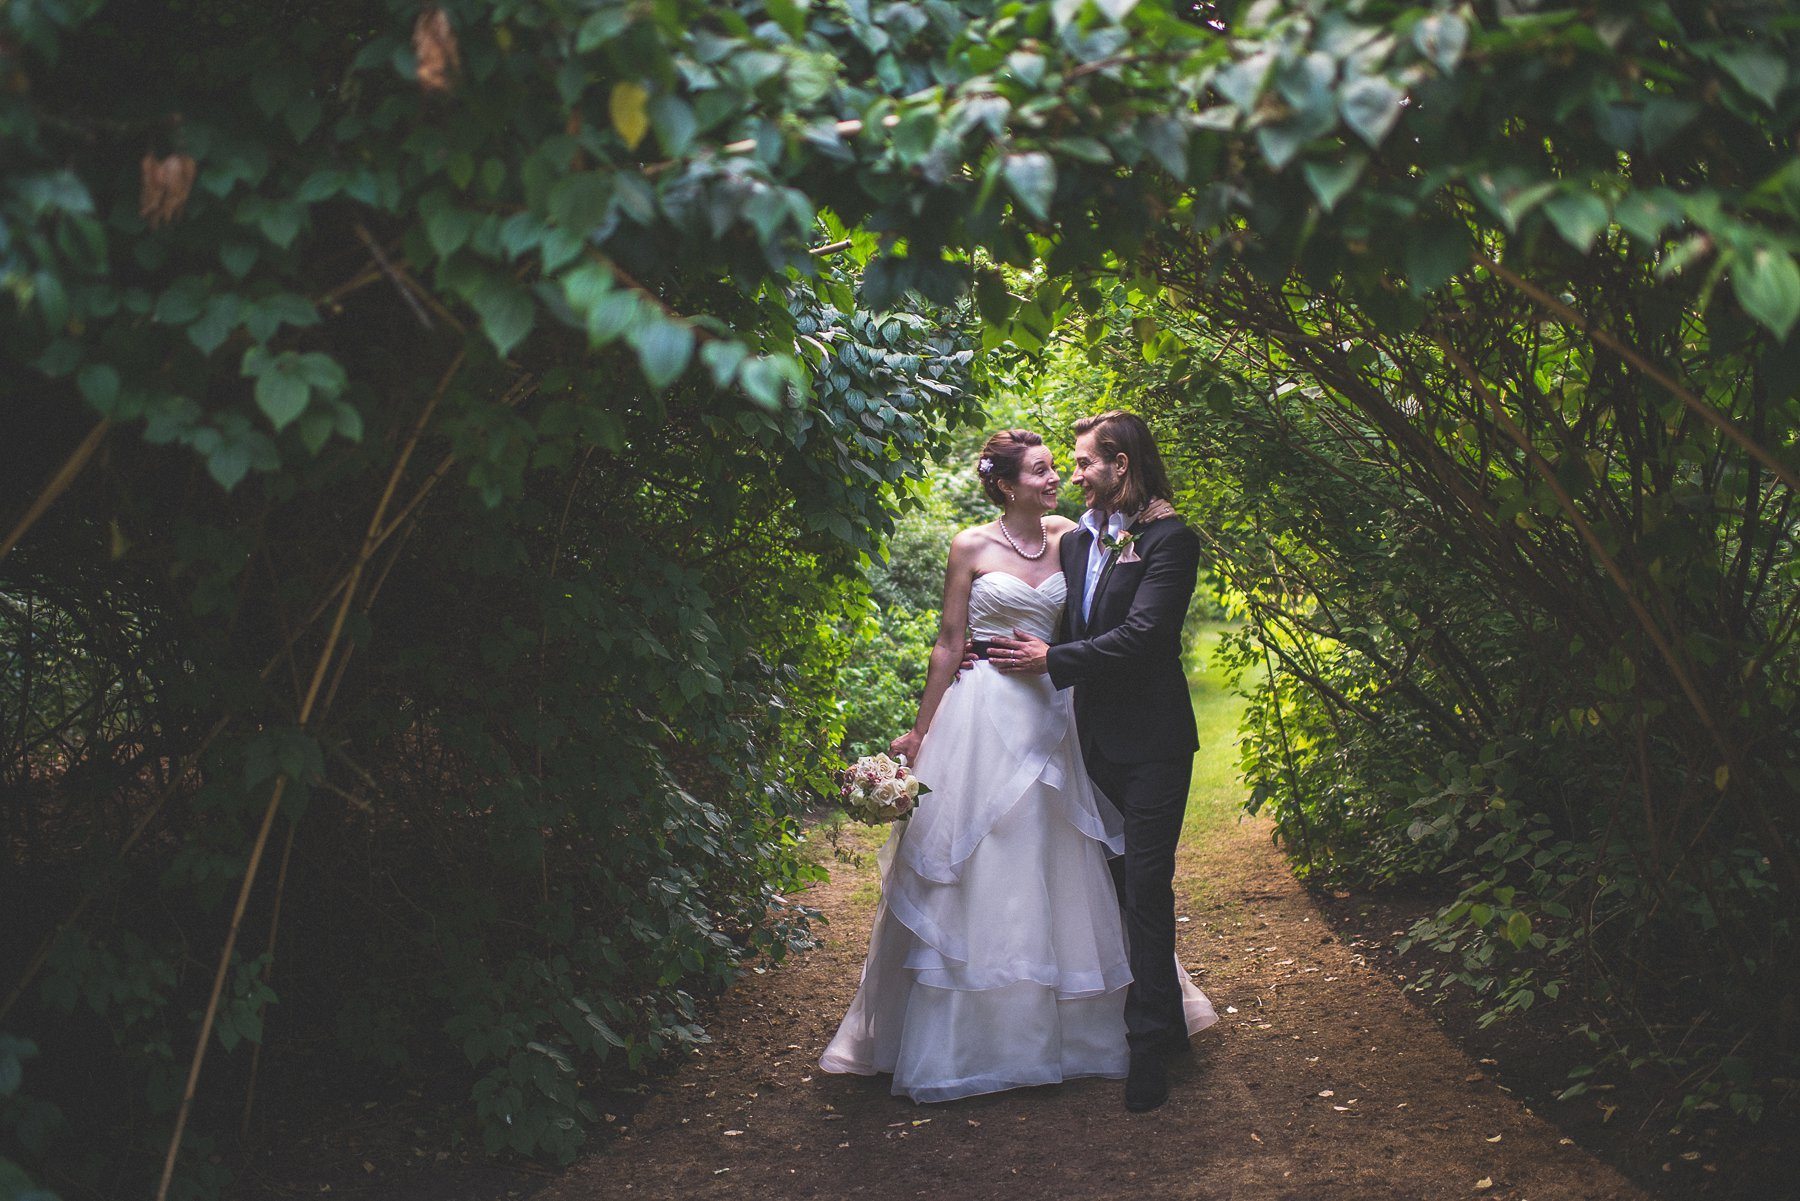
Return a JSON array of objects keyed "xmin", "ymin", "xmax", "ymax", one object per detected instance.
[{"xmin": 836, "ymin": 753, "xmax": 926, "ymax": 824}]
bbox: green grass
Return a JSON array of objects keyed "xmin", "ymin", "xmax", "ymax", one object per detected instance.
[{"xmin": 1184, "ymin": 621, "xmax": 1252, "ymax": 843}]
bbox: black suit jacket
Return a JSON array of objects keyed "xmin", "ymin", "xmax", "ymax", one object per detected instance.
[{"xmin": 1046, "ymin": 516, "xmax": 1200, "ymax": 765}]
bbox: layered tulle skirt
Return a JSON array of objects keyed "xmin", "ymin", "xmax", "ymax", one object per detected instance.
[{"xmin": 819, "ymin": 661, "xmax": 1216, "ymax": 1102}]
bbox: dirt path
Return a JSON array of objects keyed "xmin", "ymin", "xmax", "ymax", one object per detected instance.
[{"xmin": 541, "ymin": 803, "xmax": 1649, "ymax": 1201}]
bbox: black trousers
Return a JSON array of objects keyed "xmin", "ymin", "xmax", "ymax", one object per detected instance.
[{"xmin": 1084, "ymin": 745, "xmax": 1192, "ymax": 1058}]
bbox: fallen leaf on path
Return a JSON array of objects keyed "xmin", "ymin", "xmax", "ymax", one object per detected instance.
[
  {"xmin": 967, "ymin": 1120, "xmax": 981, "ymax": 1127},
  {"xmin": 1250, "ymin": 1133, "xmax": 1262, "ymax": 1143},
  {"xmin": 1486, "ymin": 1135, "xmax": 1501, "ymax": 1142},
  {"xmin": 1474, "ymin": 1178, "xmax": 1493, "ymax": 1191},
  {"xmin": 1318, "ymin": 1090, "xmax": 1335, "ymax": 1097},
  {"xmin": 1464, "ymin": 1073, "xmax": 1485, "ymax": 1082},
  {"xmin": 723, "ymin": 1130, "xmax": 744, "ymax": 1136}
]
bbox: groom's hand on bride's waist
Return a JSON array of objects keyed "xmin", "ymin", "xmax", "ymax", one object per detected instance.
[{"xmin": 991, "ymin": 630, "xmax": 1049, "ymax": 675}]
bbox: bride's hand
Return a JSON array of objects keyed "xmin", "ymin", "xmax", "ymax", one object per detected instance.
[
  {"xmin": 1140, "ymin": 498, "xmax": 1178, "ymax": 523},
  {"xmin": 889, "ymin": 730, "xmax": 923, "ymax": 764}
]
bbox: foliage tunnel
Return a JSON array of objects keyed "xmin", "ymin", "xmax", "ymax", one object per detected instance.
[{"xmin": 2, "ymin": 0, "xmax": 1798, "ymax": 1195}]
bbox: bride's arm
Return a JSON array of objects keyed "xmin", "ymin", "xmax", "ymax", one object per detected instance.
[{"xmin": 888, "ymin": 531, "xmax": 978, "ymax": 763}]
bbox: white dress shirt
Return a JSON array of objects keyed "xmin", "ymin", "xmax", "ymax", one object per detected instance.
[{"xmin": 1076, "ymin": 508, "xmax": 1130, "ymax": 624}]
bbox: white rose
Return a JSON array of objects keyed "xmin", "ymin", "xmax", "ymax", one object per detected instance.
[
  {"xmin": 902, "ymin": 775, "xmax": 921, "ymax": 798},
  {"xmin": 873, "ymin": 778, "xmax": 903, "ymax": 805},
  {"xmin": 871, "ymin": 755, "xmax": 898, "ymax": 782}
]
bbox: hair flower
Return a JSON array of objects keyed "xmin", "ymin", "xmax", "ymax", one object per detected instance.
[{"xmin": 977, "ymin": 457, "xmax": 994, "ymax": 476}]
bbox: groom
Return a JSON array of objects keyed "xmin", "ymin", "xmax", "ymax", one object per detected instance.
[{"xmin": 991, "ymin": 410, "xmax": 1200, "ymax": 1112}]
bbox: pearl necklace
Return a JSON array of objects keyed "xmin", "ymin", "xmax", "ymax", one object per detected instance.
[{"xmin": 997, "ymin": 513, "xmax": 1047, "ymax": 560}]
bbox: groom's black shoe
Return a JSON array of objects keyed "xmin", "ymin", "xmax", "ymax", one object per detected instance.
[{"xmin": 1124, "ymin": 1052, "xmax": 1169, "ymax": 1112}]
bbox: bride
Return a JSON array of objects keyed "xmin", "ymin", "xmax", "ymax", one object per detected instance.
[{"xmin": 819, "ymin": 428, "xmax": 1214, "ymax": 1102}]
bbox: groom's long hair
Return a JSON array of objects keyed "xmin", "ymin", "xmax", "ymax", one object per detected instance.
[{"xmin": 1074, "ymin": 410, "xmax": 1173, "ymax": 517}]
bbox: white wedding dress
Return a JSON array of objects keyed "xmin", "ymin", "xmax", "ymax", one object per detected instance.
[{"xmin": 819, "ymin": 571, "xmax": 1216, "ymax": 1102}]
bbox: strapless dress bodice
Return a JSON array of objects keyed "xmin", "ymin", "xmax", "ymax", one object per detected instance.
[{"xmin": 968, "ymin": 571, "xmax": 1065, "ymax": 643}]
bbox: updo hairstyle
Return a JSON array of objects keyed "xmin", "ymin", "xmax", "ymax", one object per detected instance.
[{"xmin": 975, "ymin": 429, "xmax": 1045, "ymax": 507}]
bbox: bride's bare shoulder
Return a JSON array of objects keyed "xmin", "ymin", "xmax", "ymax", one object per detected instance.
[
  {"xmin": 948, "ymin": 523, "xmax": 996, "ymax": 560},
  {"xmin": 1045, "ymin": 515, "xmax": 1078, "ymax": 533},
  {"xmin": 951, "ymin": 522, "xmax": 996, "ymax": 546}
]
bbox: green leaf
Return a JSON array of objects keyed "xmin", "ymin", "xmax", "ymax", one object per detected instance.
[
  {"xmin": 765, "ymin": 0, "xmax": 807, "ymax": 38},
  {"xmin": 549, "ymin": 173, "xmax": 611, "ymax": 232},
  {"xmin": 286, "ymin": 94, "xmax": 322, "ymax": 142},
  {"xmin": 1301, "ymin": 155, "xmax": 1366, "ymax": 212},
  {"xmin": 298, "ymin": 410, "xmax": 335, "ymax": 455},
  {"xmin": 255, "ymin": 370, "xmax": 311, "ymax": 431},
  {"xmin": 1254, "ymin": 122, "xmax": 1310, "ymax": 172},
  {"xmin": 1717, "ymin": 46, "xmax": 1787, "ymax": 109},
  {"xmin": 739, "ymin": 355, "xmax": 785, "ymax": 409},
  {"xmin": 154, "ymin": 277, "xmax": 208, "ymax": 325},
  {"xmin": 1541, "ymin": 191, "xmax": 1610, "ymax": 253},
  {"xmin": 207, "ymin": 440, "xmax": 253, "ymax": 490},
  {"xmin": 1339, "ymin": 74, "xmax": 1404, "ymax": 147},
  {"xmin": 248, "ymin": 199, "xmax": 303, "ymax": 248},
  {"xmin": 629, "ymin": 316, "xmax": 694, "ymax": 390},
  {"xmin": 701, "ymin": 340, "xmax": 750, "ymax": 388},
  {"xmin": 34, "ymin": 338, "xmax": 82, "ymax": 378},
  {"xmin": 77, "ymin": 363, "xmax": 120, "ymax": 411},
  {"xmin": 420, "ymin": 191, "xmax": 479, "ymax": 258},
  {"xmin": 1411, "ymin": 11, "xmax": 1468, "ymax": 73},
  {"xmin": 1214, "ymin": 49, "xmax": 1273, "ymax": 114},
  {"xmin": 18, "ymin": 170, "xmax": 94, "ymax": 217},
  {"xmin": 648, "ymin": 96, "xmax": 698, "ymax": 158},
  {"xmin": 585, "ymin": 289, "xmax": 641, "ymax": 346},
  {"xmin": 1504, "ymin": 911, "xmax": 1532, "ymax": 949},
  {"xmin": 1402, "ymin": 222, "xmax": 1469, "ymax": 294},
  {"xmin": 220, "ymin": 242, "xmax": 259, "ymax": 278},
  {"xmin": 1139, "ymin": 115, "xmax": 1189, "ymax": 178},
  {"xmin": 1093, "ymin": 0, "xmax": 1139, "ymax": 22},
  {"xmin": 576, "ymin": 8, "xmax": 630, "ymax": 51},
  {"xmin": 1612, "ymin": 189, "xmax": 1683, "ymax": 246},
  {"xmin": 1002, "ymin": 153, "xmax": 1056, "ymax": 221},
  {"xmin": 1639, "ymin": 97, "xmax": 1700, "ymax": 154},
  {"xmin": 188, "ymin": 295, "xmax": 242, "ymax": 355},
  {"xmin": 1732, "ymin": 246, "xmax": 1800, "ymax": 340},
  {"xmin": 472, "ymin": 276, "xmax": 536, "ymax": 358}
]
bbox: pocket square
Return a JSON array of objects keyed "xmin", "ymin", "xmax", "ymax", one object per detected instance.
[{"xmin": 1118, "ymin": 543, "xmax": 1142, "ymax": 564}]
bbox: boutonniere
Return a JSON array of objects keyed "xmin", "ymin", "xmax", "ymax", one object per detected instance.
[{"xmin": 1099, "ymin": 530, "xmax": 1142, "ymax": 564}]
